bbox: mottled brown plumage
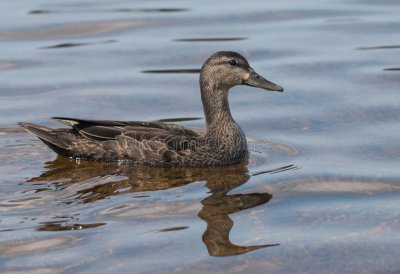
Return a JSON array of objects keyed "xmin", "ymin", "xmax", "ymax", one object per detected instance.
[{"xmin": 19, "ymin": 51, "xmax": 283, "ymax": 167}]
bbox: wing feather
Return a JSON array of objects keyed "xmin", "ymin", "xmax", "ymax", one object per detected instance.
[{"xmin": 51, "ymin": 117, "xmax": 201, "ymax": 146}]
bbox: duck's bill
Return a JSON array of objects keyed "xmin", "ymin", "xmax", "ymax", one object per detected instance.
[{"xmin": 244, "ymin": 70, "xmax": 283, "ymax": 92}]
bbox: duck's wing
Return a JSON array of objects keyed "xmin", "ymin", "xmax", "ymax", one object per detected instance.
[{"xmin": 51, "ymin": 117, "xmax": 202, "ymax": 145}]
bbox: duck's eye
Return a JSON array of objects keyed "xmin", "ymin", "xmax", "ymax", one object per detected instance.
[{"xmin": 228, "ymin": 59, "xmax": 238, "ymax": 67}]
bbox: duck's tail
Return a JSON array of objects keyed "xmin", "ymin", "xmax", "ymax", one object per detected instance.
[{"xmin": 19, "ymin": 122, "xmax": 72, "ymax": 156}]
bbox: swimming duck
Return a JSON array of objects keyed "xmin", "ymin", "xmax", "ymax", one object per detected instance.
[{"xmin": 19, "ymin": 51, "xmax": 283, "ymax": 167}]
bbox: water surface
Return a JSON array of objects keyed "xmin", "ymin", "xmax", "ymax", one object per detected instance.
[{"xmin": 1, "ymin": 0, "xmax": 400, "ymax": 273}]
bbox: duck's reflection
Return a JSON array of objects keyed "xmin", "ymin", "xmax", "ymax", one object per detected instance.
[
  {"xmin": 200, "ymin": 182, "xmax": 278, "ymax": 256},
  {"xmin": 29, "ymin": 157, "xmax": 279, "ymax": 256}
]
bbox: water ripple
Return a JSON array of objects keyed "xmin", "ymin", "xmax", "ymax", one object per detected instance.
[
  {"xmin": 174, "ymin": 37, "xmax": 247, "ymax": 42},
  {"xmin": 28, "ymin": 8, "xmax": 190, "ymax": 14},
  {"xmin": 383, "ymin": 67, "xmax": 400, "ymax": 71},
  {"xmin": 0, "ymin": 20, "xmax": 153, "ymax": 40},
  {"xmin": 142, "ymin": 69, "xmax": 201, "ymax": 74},
  {"xmin": 37, "ymin": 221, "xmax": 106, "ymax": 231},
  {"xmin": 357, "ymin": 45, "xmax": 400, "ymax": 50},
  {"xmin": 40, "ymin": 40, "xmax": 117, "ymax": 49},
  {"xmin": 0, "ymin": 235, "xmax": 79, "ymax": 257}
]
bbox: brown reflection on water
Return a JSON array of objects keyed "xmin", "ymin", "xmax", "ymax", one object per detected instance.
[
  {"xmin": 0, "ymin": 20, "xmax": 152, "ymax": 40},
  {"xmin": 0, "ymin": 235, "xmax": 78, "ymax": 257},
  {"xmin": 0, "ymin": 62, "xmax": 16, "ymax": 70},
  {"xmin": 29, "ymin": 157, "xmax": 278, "ymax": 256},
  {"xmin": 28, "ymin": 157, "xmax": 209, "ymax": 202}
]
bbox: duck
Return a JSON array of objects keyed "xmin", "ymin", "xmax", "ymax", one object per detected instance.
[{"xmin": 19, "ymin": 51, "xmax": 283, "ymax": 167}]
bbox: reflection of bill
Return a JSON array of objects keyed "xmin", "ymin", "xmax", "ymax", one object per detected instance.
[{"xmin": 29, "ymin": 157, "xmax": 279, "ymax": 256}]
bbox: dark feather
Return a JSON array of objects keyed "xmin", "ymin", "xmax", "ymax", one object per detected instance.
[
  {"xmin": 51, "ymin": 117, "xmax": 201, "ymax": 142},
  {"xmin": 19, "ymin": 122, "xmax": 70, "ymax": 150}
]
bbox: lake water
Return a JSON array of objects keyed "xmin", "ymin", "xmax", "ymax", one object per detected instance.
[{"xmin": 1, "ymin": 0, "xmax": 400, "ymax": 273}]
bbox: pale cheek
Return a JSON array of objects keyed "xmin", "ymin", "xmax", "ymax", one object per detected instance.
[{"xmin": 243, "ymin": 71, "xmax": 250, "ymax": 81}]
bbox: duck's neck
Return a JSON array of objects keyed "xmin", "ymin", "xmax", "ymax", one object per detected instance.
[
  {"xmin": 200, "ymin": 77, "xmax": 246, "ymax": 141},
  {"xmin": 201, "ymin": 81, "xmax": 234, "ymax": 131},
  {"xmin": 199, "ymin": 73, "xmax": 248, "ymax": 162}
]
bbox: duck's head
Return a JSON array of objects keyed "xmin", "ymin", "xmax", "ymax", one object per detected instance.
[{"xmin": 200, "ymin": 51, "xmax": 283, "ymax": 92}]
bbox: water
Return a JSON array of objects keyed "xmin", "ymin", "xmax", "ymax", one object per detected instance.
[{"xmin": 1, "ymin": 0, "xmax": 399, "ymax": 273}]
